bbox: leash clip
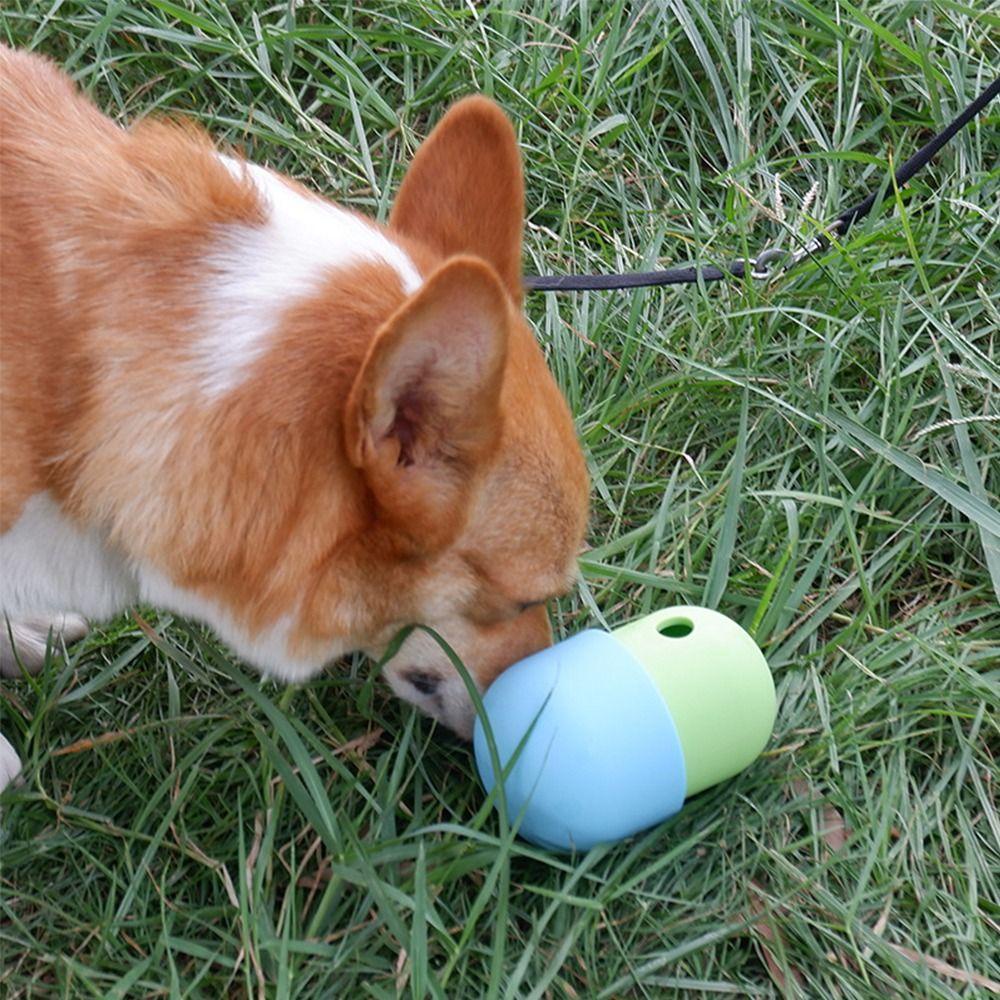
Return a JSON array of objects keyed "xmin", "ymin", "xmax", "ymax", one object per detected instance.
[
  {"xmin": 750, "ymin": 226, "xmax": 838, "ymax": 280},
  {"xmin": 788, "ymin": 227, "xmax": 837, "ymax": 268},
  {"xmin": 749, "ymin": 246, "xmax": 787, "ymax": 279}
]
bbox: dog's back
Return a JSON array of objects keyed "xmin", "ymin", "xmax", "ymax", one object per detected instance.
[
  {"xmin": 1, "ymin": 46, "xmax": 119, "ymax": 525},
  {"xmin": 1, "ymin": 47, "xmax": 264, "ymax": 531}
]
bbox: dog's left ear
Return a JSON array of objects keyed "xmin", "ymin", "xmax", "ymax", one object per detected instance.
[
  {"xmin": 344, "ymin": 256, "xmax": 509, "ymax": 550},
  {"xmin": 390, "ymin": 96, "xmax": 524, "ymax": 303}
]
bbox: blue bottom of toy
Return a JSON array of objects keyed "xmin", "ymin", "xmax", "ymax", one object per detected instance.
[{"xmin": 473, "ymin": 630, "xmax": 686, "ymax": 851}]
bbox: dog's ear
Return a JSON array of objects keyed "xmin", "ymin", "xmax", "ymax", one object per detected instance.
[
  {"xmin": 390, "ymin": 97, "xmax": 524, "ymax": 303},
  {"xmin": 344, "ymin": 256, "xmax": 509, "ymax": 549}
]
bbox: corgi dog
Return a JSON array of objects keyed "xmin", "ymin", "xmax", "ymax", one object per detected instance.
[{"xmin": 0, "ymin": 47, "xmax": 589, "ymax": 790}]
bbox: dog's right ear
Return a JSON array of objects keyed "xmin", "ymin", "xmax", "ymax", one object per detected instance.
[
  {"xmin": 390, "ymin": 96, "xmax": 524, "ymax": 303},
  {"xmin": 344, "ymin": 256, "xmax": 509, "ymax": 550}
]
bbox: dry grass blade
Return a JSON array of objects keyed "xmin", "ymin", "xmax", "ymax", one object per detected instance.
[
  {"xmin": 887, "ymin": 943, "xmax": 1000, "ymax": 994},
  {"xmin": 788, "ymin": 778, "xmax": 851, "ymax": 856},
  {"xmin": 747, "ymin": 882, "xmax": 806, "ymax": 993},
  {"xmin": 51, "ymin": 729, "xmax": 137, "ymax": 757}
]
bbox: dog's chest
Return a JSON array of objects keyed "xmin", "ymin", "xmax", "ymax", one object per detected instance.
[{"xmin": 0, "ymin": 492, "xmax": 137, "ymax": 617}]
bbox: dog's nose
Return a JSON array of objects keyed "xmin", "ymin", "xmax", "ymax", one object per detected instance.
[{"xmin": 402, "ymin": 669, "xmax": 440, "ymax": 696}]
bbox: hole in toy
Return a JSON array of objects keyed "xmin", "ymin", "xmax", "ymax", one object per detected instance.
[{"xmin": 658, "ymin": 617, "xmax": 693, "ymax": 638}]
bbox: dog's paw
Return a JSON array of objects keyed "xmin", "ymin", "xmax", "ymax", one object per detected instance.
[
  {"xmin": 0, "ymin": 732, "xmax": 22, "ymax": 793},
  {"xmin": 0, "ymin": 612, "xmax": 89, "ymax": 677}
]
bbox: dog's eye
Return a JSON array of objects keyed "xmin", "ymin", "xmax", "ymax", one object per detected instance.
[
  {"xmin": 403, "ymin": 670, "xmax": 440, "ymax": 696},
  {"xmin": 517, "ymin": 599, "xmax": 546, "ymax": 614}
]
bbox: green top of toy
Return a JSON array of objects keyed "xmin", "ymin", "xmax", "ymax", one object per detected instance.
[{"xmin": 611, "ymin": 606, "xmax": 775, "ymax": 795}]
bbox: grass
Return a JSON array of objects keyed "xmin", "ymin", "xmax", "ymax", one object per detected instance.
[{"xmin": 1, "ymin": 1, "xmax": 998, "ymax": 996}]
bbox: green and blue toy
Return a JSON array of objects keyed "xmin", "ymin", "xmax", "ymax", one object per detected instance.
[{"xmin": 473, "ymin": 606, "xmax": 776, "ymax": 851}]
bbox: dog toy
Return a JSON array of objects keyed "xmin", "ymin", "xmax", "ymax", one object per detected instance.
[{"xmin": 473, "ymin": 605, "xmax": 776, "ymax": 851}]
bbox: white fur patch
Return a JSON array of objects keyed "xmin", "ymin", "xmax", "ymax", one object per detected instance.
[
  {"xmin": 0, "ymin": 493, "xmax": 137, "ymax": 620},
  {"xmin": 0, "ymin": 612, "xmax": 89, "ymax": 677},
  {"xmin": 137, "ymin": 566, "xmax": 340, "ymax": 682},
  {"xmin": 0, "ymin": 732, "xmax": 21, "ymax": 793},
  {"xmin": 0, "ymin": 497, "xmax": 338, "ymax": 683},
  {"xmin": 195, "ymin": 158, "xmax": 423, "ymax": 398}
]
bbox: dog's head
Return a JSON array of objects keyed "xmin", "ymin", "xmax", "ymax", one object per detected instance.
[
  {"xmin": 338, "ymin": 98, "xmax": 590, "ymax": 736},
  {"xmin": 96, "ymin": 97, "xmax": 587, "ymax": 737}
]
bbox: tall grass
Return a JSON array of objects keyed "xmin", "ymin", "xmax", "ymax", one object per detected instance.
[{"xmin": 2, "ymin": 2, "xmax": 998, "ymax": 996}]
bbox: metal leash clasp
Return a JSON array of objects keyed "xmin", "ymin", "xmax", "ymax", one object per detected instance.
[
  {"xmin": 749, "ymin": 227, "xmax": 837, "ymax": 280},
  {"xmin": 749, "ymin": 247, "xmax": 788, "ymax": 279}
]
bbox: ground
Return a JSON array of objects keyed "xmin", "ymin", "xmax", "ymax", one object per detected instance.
[{"xmin": 1, "ymin": 2, "xmax": 998, "ymax": 997}]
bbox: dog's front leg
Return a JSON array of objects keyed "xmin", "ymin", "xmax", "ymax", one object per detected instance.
[
  {"xmin": 0, "ymin": 613, "xmax": 90, "ymax": 793},
  {"xmin": 0, "ymin": 731, "xmax": 22, "ymax": 793}
]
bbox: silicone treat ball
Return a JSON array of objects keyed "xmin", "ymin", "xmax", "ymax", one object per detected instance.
[{"xmin": 473, "ymin": 606, "xmax": 776, "ymax": 851}]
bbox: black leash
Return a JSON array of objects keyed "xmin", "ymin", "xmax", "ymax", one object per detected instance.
[{"xmin": 524, "ymin": 76, "xmax": 999, "ymax": 292}]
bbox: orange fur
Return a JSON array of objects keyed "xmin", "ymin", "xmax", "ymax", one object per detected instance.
[{"xmin": 0, "ymin": 46, "xmax": 589, "ymax": 736}]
